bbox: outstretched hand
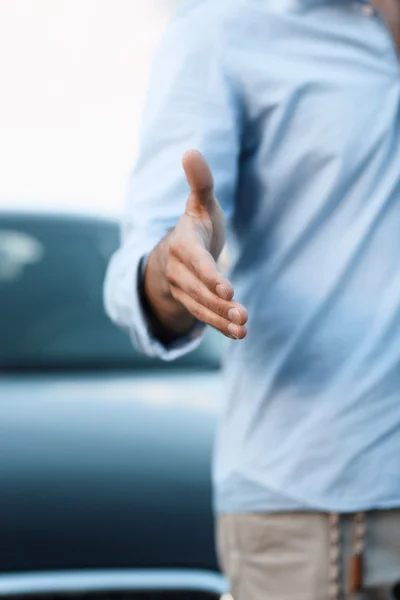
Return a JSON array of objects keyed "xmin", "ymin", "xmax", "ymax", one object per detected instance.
[{"xmin": 164, "ymin": 150, "xmax": 248, "ymax": 340}]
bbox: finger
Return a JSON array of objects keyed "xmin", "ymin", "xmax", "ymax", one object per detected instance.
[
  {"xmin": 170, "ymin": 285, "xmax": 247, "ymax": 340},
  {"xmin": 170, "ymin": 240, "xmax": 234, "ymax": 301},
  {"xmin": 167, "ymin": 258, "xmax": 248, "ymax": 326},
  {"xmin": 182, "ymin": 150, "xmax": 215, "ymax": 216}
]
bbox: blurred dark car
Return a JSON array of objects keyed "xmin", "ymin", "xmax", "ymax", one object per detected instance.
[{"xmin": 0, "ymin": 210, "xmax": 229, "ymax": 600}]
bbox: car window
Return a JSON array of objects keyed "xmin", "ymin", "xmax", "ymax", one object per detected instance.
[{"xmin": 0, "ymin": 216, "xmax": 226, "ymax": 372}]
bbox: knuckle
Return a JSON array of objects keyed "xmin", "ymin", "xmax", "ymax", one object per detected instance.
[
  {"xmin": 198, "ymin": 263, "xmax": 215, "ymax": 285},
  {"xmin": 188, "ymin": 282, "xmax": 203, "ymax": 301},
  {"xmin": 165, "ymin": 260, "xmax": 174, "ymax": 282},
  {"xmin": 191, "ymin": 305, "xmax": 203, "ymax": 321},
  {"xmin": 165, "ymin": 267, "xmax": 178, "ymax": 289},
  {"xmin": 200, "ymin": 260, "xmax": 213, "ymax": 278},
  {"xmin": 214, "ymin": 299, "xmax": 227, "ymax": 317},
  {"xmin": 169, "ymin": 285, "xmax": 179, "ymax": 300},
  {"xmin": 189, "ymin": 255, "xmax": 202, "ymax": 272},
  {"xmin": 169, "ymin": 237, "xmax": 185, "ymax": 258},
  {"xmin": 207, "ymin": 313, "xmax": 223, "ymax": 330}
]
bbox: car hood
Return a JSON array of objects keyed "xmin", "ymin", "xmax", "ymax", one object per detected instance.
[{"xmin": 0, "ymin": 371, "xmax": 223, "ymax": 574}]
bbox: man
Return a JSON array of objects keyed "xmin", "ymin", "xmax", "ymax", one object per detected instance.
[{"xmin": 105, "ymin": 0, "xmax": 400, "ymax": 598}]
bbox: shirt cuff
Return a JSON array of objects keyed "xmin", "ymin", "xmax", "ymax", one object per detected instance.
[
  {"xmin": 104, "ymin": 243, "xmax": 206, "ymax": 362},
  {"xmin": 134, "ymin": 254, "xmax": 206, "ymax": 361}
]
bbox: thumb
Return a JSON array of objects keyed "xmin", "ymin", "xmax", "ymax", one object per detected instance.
[{"xmin": 182, "ymin": 149, "xmax": 215, "ymax": 216}]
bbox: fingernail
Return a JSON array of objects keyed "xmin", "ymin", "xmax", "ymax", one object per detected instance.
[
  {"xmin": 216, "ymin": 284, "xmax": 227, "ymax": 298},
  {"xmin": 228, "ymin": 323, "xmax": 239, "ymax": 339},
  {"xmin": 228, "ymin": 308, "xmax": 241, "ymax": 324}
]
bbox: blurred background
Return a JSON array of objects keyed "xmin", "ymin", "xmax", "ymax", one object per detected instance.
[
  {"xmin": 0, "ymin": 0, "xmax": 180, "ymax": 214},
  {"xmin": 0, "ymin": 2, "xmax": 230, "ymax": 599}
]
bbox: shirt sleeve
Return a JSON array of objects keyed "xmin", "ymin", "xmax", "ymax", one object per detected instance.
[{"xmin": 104, "ymin": 3, "xmax": 241, "ymax": 360}]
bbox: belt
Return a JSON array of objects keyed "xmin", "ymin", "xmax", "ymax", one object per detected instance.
[{"xmin": 329, "ymin": 512, "xmax": 366, "ymax": 599}]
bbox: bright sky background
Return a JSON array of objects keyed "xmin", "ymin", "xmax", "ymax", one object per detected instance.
[{"xmin": 0, "ymin": 1, "xmax": 178, "ymax": 215}]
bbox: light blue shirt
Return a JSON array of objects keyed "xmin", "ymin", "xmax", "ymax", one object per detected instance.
[{"xmin": 105, "ymin": 0, "xmax": 400, "ymax": 514}]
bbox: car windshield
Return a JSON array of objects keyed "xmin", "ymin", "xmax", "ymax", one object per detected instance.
[{"xmin": 0, "ymin": 214, "xmax": 225, "ymax": 373}]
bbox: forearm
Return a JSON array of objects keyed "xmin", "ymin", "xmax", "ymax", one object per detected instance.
[{"xmin": 142, "ymin": 233, "xmax": 197, "ymax": 341}]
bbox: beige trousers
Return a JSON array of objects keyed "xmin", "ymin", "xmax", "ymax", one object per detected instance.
[{"xmin": 217, "ymin": 511, "xmax": 400, "ymax": 600}]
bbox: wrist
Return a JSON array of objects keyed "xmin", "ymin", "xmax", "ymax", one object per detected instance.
[{"xmin": 141, "ymin": 244, "xmax": 197, "ymax": 339}]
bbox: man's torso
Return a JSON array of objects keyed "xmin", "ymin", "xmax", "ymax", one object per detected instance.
[{"xmin": 211, "ymin": 0, "xmax": 400, "ymax": 514}]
